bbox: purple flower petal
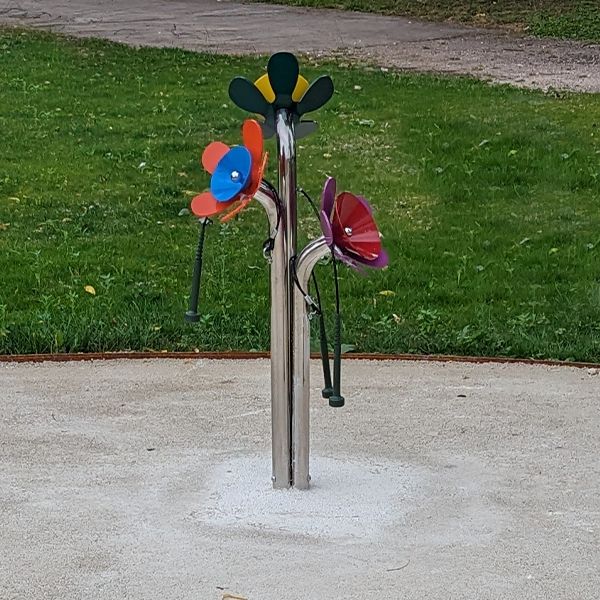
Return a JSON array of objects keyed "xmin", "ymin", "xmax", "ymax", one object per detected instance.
[
  {"xmin": 352, "ymin": 248, "xmax": 389, "ymax": 269},
  {"xmin": 334, "ymin": 248, "xmax": 363, "ymax": 271},
  {"xmin": 321, "ymin": 176, "xmax": 336, "ymax": 216},
  {"xmin": 335, "ymin": 247, "xmax": 388, "ymax": 271},
  {"xmin": 320, "ymin": 210, "xmax": 334, "ymax": 247}
]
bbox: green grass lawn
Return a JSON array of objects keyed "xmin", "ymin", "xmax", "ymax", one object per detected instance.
[
  {"xmin": 1, "ymin": 29, "xmax": 600, "ymax": 360},
  {"xmin": 253, "ymin": 0, "xmax": 600, "ymax": 42}
]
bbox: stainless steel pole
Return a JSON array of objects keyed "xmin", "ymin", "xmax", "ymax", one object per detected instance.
[
  {"xmin": 254, "ymin": 183, "xmax": 290, "ymax": 486},
  {"xmin": 292, "ymin": 237, "xmax": 329, "ymax": 488},
  {"xmin": 268, "ymin": 109, "xmax": 296, "ymax": 489}
]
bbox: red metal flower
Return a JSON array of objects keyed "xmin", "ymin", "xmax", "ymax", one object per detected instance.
[{"xmin": 320, "ymin": 177, "xmax": 388, "ymax": 270}]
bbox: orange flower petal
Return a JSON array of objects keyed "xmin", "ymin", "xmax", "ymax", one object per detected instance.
[
  {"xmin": 249, "ymin": 151, "xmax": 268, "ymax": 195},
  {"xmin": 219, "ymin": 197, "xmax": 253, "ymax": 223},
  {"xmin": 191, "ymin": 191, "xmax": 236, "ymax": 218},
  {"xmin": 201, "ymin": 141, "xmax": 230, "ymax": 174},
  {"xmin": 242, "ymin": 119, "xmax": 263, "ymax": 166}
]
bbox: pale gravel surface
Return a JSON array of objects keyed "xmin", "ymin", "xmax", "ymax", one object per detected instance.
[
  {"xmin": 1, "ymin": 358, "xmax": 599, "ymax": 599},
  {"xmin": 1, "ymin": 0, "xmax": 600, "ymax": 92}
]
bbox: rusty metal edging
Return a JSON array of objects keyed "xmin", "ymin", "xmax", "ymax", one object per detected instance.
[{"xmin": 0, "ymin": 351, "xmax": 598, "ymax": 370}]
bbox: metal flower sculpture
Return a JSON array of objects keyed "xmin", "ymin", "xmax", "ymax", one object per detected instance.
[
  {"xmin": 228, "ymin": 52, "xmax": 334, "ymax": 139},
  {"xmin": 190, "ymin": 119, "xmax": 267, "ymax": 222},
  {"xmin": 319, "ymin": 177, "xmax": 388, "ymax": 270},
  {"xmin": 186, "ymin": 51, "xmax": 390, "ymax": 489}
]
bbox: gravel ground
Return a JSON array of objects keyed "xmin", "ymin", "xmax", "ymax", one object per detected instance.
[
  {"xmin": 1, "ymin": 0, "xmax": 600, "ymax": 92},
  {"xmin": 1, "ymin": 358, "xmax": 599, "ymax": 599}
]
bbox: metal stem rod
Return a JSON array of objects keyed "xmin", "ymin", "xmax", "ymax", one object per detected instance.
[
  {"xmin": 255, "ymin": 182, "xmax": 289, "ymax": 488},
  {"xmin": 254, "ymin": 183, "xmax": 280, "ymax": 234},
  {"xmin": 268, "ymin": 109, "xmax": 297, "ymax": 489},
  {"xmin": 292, "ymin": 237, "xmax": 330, "ymax": 489},
  {"xmin": 254, "ymin": 182, "xmax": 289, "ymax": 488}
]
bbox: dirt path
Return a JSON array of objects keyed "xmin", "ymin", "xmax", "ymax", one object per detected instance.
[{"xmin": 1, "ymin": 0, "xmax": 599, "ymax": 92}]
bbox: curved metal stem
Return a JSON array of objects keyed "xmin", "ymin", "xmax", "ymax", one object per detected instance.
[
  {"xmin": 253, "ymin": 178, "xmax": 291, "ymax": 488},
  {"xmin": 254, "ymin": 182, "xmax": 280, "ymax": 236},
  {"xmin": 292, "ymin": 237, "xmax": 329, "ymax": 488}
]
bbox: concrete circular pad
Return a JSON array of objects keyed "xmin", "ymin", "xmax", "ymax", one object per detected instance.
[{"xmin": 1, "ymin": 358, "xmax": 599, "ymax": 599}]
